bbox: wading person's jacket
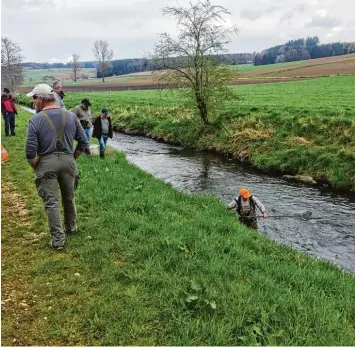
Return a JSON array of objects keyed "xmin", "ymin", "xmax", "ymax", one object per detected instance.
[{"xmin": 228, "ymin": 196, "xmax": 266, "ymax": 217}]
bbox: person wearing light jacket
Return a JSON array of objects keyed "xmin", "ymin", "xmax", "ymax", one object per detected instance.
[
  {"xmin": 71, "ymin": 98, "xmax": 93, "ymax": 141},
  {"xmin": 228, "ymin": 187, "xmax": 268, "ymax": 230}
]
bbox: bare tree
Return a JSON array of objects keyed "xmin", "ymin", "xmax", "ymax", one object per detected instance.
[
  {"xmin": 92, "ymin": 40, "xmax": 114, "ymax": 82},
  {"xmin": 70, "ymin": 53, "xmax": 81, "ymax": 82},
  {"xmin": 153, "ymin": 0, "xmax": 238, "ymax": 125},
  {"xmin": 1, "ymin": 37, "xmax": 24, "ymax": 91}
]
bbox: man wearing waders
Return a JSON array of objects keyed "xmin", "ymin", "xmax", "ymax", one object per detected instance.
[
  {"xmin": 228, "ymin": 188, "xmax": 268, "ymax": 230},
  {"xmin": 25, "ymin": 84, "xmax": 89, "ymax": 250}
]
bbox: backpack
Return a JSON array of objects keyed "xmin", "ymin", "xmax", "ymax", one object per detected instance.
[{"xmin": 235, "ymin": 196, "xmax": 256, "ymax": 216}]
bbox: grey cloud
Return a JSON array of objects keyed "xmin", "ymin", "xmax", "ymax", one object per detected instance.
[
  {"xmin": 240, "ymin": 6, "xmax": 278, "ymax": 21},
  {"xmin": 26, "ymin": 0, "xmax": 54, "ymax": 6},
  {"xmin": 1, "ymin": 0, "xmax": 26, "ymax": 9},
  {"xmin": 305, "ymin": 12, "xmax": 343, "ymax": 29},
  {"xmin": 65, "ymin": 0, "xmax": 165, "ymax": 23},
  {"xmin": 2, "ymin": 0, "xmax": 353, "ymax": 62},
  {"xmin": 280, "ymin": 2, "xmax": 307, "ymax": 22},
  {"xmin": 2, "ymin": 0, "xmax": 54, "ymax": 9},
  {"xmin": 20, "ymin": 35, "xmax": 156, "ymax": 63}
]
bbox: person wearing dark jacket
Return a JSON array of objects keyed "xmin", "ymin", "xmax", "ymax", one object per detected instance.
[
  {"xmin": 52, "ymin": 80, "xmax": 65, "ymax": 108},
  {"xmin": 1, "ymin": 88, "xmax": 18, "ymax": 137},
  {"xmin": 92, "ymin": 108, "xmax": 113, "ymax": 158}
]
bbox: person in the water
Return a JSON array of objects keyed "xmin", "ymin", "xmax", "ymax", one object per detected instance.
[{"xmin": 228, "ymin": 187, "xmax": 268, "ymax": 229}]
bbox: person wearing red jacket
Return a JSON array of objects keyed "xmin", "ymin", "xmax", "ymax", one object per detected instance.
[{"xmin": 1, "ymin": 88, "xmax": 18, "ymax": 137}]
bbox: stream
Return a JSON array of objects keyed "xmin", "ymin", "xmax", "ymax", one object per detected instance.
[
  {"xmin": 21, "ymin": 106, "xmax": 355, "ymax": 273},
  {"xmin": 109, "ymin": 132, "xmax": 355, "ymax": 273}
]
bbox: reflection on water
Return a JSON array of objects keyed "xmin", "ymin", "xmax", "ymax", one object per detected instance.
[{"xmin": 110, "ymin": 132, "xmax": 355, "ymax": 273}]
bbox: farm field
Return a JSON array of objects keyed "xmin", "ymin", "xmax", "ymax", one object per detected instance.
[
  {"xmin": 229, "ymin": 60, "xmax": 308, "ymax": 72},
  {"xmin": 238, "ymin": 53, "xmax": 355, "ymax": 77},
  {"xmin": 20, "ymin": 53, "xmax": 355, "ymax": 92},
  {"xmin": 20, "ymin": 74, "xmax": 355, "ymax": 115},
  {"xmin": 263, "ymin": 58, "xmax": 355, "ymax": 77},
  {"xmin": 22, "ymin": 68, "xmax": 97, "ymax": 85}
]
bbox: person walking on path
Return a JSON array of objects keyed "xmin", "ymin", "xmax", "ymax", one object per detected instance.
[
  {"xmin": 71, "ymin": 99, "xmax": 93, "ymax": 141},
  {"xmin": 1, "ymin": 88, "xmax": 18, "ymax": 137},
  {"xmin": 92, "ymin": 108, "xmax": 113, "ymax": 158},
  {"xmin": 52, "ymin": 80, "xmax": 65, "ymax": 108},
  {"xmin": 228, "ymin": 187, "xmax": 268, "ymax": 230},
  {"xmin": 25, "ymin": 84, "xmax": 89, "ymax": 250}
]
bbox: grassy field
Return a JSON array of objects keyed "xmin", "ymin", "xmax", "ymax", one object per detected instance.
[
  {"xmin": 23, "ymin": 68, "xmax": 97, "ymax": 85},
  {"xmin": 19, "ymin": 75, "xmax": 355, "ymax": 190},
  {"xmin": 229, "ymin": 60, "xmax": 307, "ymax": 72},
  {"xmin": 2, "ymin": 109, "xmax": 355, "ymax": 345},
  {"xmin": 20, "ymin": 54, "xmax": 355, "ymax": 90},
  {"xmin": 21, "ymin": 69, "xmax": 152, "ymax": 88},
  {"xmin": 233, "ymin": 54, "xmax": 355, "ymax": 77}
]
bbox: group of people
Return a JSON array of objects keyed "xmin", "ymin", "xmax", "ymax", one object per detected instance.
[
  {"xmin": 47, "ymin": 80, "xmax": 113, "ymax": 158},
  {"xmin": 4, "ymin": 81, "xmax": 268, "ymax": 251},
  {"xmin": 70, "ymin": 97, "xmax": 113, "ymax": 158}
]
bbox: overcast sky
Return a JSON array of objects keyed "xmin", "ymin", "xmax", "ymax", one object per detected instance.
[{"xmin": 2, "ymin": 0, "xmax": 354, "ymax": 63}]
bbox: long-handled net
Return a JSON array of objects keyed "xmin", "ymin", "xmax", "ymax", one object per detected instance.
[{"xmin": 243, "ymin": 211, "xmax": 314, "ymax": 220}]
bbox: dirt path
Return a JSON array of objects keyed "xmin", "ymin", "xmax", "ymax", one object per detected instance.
[{"xmin": 1, "ymin": 180, "xmax": 47, "ymax": 346}]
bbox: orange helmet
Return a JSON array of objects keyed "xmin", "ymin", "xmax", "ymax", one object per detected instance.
[{"xmin": 240, "ymin": 187, "xmax": 251, "ymax": 199}]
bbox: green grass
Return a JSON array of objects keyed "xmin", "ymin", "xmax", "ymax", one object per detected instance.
[
  {"xmin": 230, "ymin": 56, "xmax": 355, "ymax": 75},
  {"xmin": 256, "ymin": 57, "xmax": 355, "ymax": 77},
  {"xmin": 19, "ymin": 75, "xmax": 355, "ymax": 190},
  {"xmin": 2, "ymin": 109, "xmax": 355, "ymax": 345},
  {"xmin": 23, "ymin": 68, "xmax": 97, "ymax": 85},
  {"xmin": 22, "ymin": 68, "xmax": 151, "ymax": 87},
  {"xmin": 229, "ymin": 60, "xmax": 308, "ymax": 72}
]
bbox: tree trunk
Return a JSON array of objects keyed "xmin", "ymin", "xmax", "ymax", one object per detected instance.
[
  {"xmin": 101, "ymin": 63, "xmax": 105, "ymax": 82},
  {"xmin": 196, "ymin": 93, "xmax": 208, "ymax": 125}
]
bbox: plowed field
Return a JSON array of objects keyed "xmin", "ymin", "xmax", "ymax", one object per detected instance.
[{"xmin": 19, "ymin": 53, "xmax": 355, "ymax": 93}]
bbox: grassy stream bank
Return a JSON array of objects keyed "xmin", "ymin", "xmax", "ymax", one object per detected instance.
[
  {"xmin": 19, "ymin": 75, "xmax": 355, "ymax": 191},
  {"xmin": 1, "ymin": 109, "xmax": 355, "ymax": 345}
]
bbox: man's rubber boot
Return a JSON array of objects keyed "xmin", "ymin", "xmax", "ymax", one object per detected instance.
[{"xmin": 100, "ymin": 151, "xmax": 105, "ymax": 158}]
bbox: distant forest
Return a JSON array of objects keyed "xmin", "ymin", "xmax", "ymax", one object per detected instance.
[
  {"xmin": 254, "ymin": 37, "xmax": 355, "ymax": 65},
  {"xmin": 23, "ymin": 36, "xmax": 355, "ymax": 77}
]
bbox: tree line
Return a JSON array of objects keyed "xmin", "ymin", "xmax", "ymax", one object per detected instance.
[
  {"xmin": 21, "ymin": 37, "xmax": 355, "ymax": 78},
  {"xmin": 22, "ymin": 53, "xmax": 255, "ymax": 77},
  {"xmin": 254, "ymin": 36, "xmax": 355, "ymax": 66}
]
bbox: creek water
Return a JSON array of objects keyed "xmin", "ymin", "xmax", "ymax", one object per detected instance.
[
  {"xmin": 21, "ymin": 107, "xmax": 355, "ymax": 273},
  {"xmin": 109, "ymin": 132, "xmax": 355, "ymax": 274}
]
